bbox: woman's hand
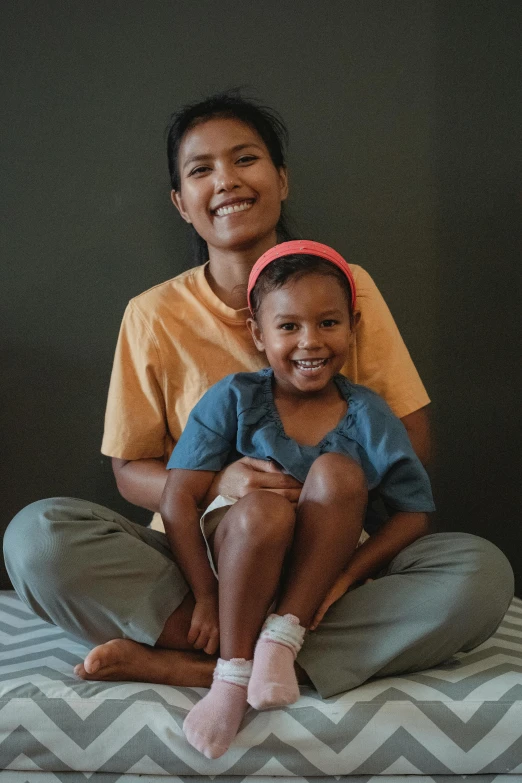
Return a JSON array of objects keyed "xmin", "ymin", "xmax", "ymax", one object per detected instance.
[
  {"xmin": 188, "ymin": 594, "xmax": 219, "ymax": 655},
  {"xmin": 205, "ymin": 456, "xmax": 302, "ymax": 506}
]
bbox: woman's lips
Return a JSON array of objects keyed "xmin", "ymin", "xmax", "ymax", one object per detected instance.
[{"xmin": 213, "ymin": 200, "xmax": 254, "ymax": 217}]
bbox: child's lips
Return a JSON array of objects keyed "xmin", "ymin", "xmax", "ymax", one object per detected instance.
[{"xmin": 293, "ymin": 358, "xmax": 328, "ymax": 374}]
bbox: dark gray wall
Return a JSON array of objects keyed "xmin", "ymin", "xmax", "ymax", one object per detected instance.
[{"xmin": 2, "ymin": 1, "xmax": 520, "ymax": 590}]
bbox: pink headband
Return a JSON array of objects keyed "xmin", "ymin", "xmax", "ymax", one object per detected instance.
[{"xmin": 247, "ymin": 240, "xmax": 356, "ymax": 314}]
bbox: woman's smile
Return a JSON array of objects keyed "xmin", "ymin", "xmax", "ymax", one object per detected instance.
[
  {"xmin": 172, "ymin": 117, "xmax": 288, "ymax": 256},
  {"xmin": 212, "ymin": 198, "xmax": 255, "ymax": 217}
]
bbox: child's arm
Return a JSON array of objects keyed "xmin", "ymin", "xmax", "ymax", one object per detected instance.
[
  {"xmin": 160, "ymin": 467, "xmax": 219, "ymax": 654},
  {"xmin": 311, "ymin": 510, "xmax": 429, "ymax": 630}
]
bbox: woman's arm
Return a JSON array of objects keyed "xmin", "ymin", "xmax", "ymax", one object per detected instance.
[
  {"xmin": 112, "ymin": 457, "xmax": 167, "ymax": 513},
  {"xmin": 400, "ymin": 405, "xmax": 432, "ymax": 466},
  {"xmin": 112, "ymin": 455, "xmax": 302, "ymax": 513},
  {"xmin": 351, "ymin": 266, "xmax": 431, "ymax": 430}
]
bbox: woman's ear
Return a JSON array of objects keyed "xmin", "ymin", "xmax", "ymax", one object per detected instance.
[
  {"xmin": 279, "ymin": 166, "xmax": 289, "ymax": 202},
  {"xmin": 171, "ymin": 189, "xmax": 192, "ymax": 224},
  {"xmin": 247, "ymin": 317, "xmax": 265, "ymax": 352}
]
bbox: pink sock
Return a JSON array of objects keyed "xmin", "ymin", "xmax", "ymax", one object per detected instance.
[
  {"xmin": 248, "ymin": 614, "xmax": 306, "ymax": 711},
  {"xmin": 183, "ymin": 658, "xmax": 252, "ymax": 759}
]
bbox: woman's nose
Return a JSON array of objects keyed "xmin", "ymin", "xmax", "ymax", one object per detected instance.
[{"xmin": 215, "ymin": 164, "xmax": 240, "ymax": 192}]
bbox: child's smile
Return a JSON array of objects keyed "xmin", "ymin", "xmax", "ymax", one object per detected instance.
[{"xmin": 248, "ymin": 273, "xmax": 354, "ymax": 398}]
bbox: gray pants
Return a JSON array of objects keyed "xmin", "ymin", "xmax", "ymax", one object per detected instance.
[{"xmin": 3, "ymin": 497, "xmax": 514, "ymax": 698}]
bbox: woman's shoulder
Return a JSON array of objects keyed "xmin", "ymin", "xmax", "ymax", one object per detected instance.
[
  {"xmin": 348, "ymin": 264, "xmax": 380, "ymax": 297},
  {"xmin": 127, "ymin": 265, "xmax": 205, "ymax": 320}
]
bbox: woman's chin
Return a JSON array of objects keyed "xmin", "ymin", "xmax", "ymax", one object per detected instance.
[{"xmin": 209, "ymin": 226, "xmax": 278, "ymax": 256}]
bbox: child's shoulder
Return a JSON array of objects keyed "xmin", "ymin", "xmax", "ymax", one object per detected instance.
[
  {"xmin": 343, "ymin": 378, "xmax": 400, "ymax": 425},
  {"xmin": 200, "ymin": 369, "xmax": 270, "ymax": 406}
]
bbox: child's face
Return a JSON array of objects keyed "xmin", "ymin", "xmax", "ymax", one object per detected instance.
[{"xmin": 248, "ymin": 273, "xmax": 355, "ymax": 396}]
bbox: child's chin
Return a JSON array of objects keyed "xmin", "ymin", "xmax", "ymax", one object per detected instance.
[{"xmin": 291, "ymin": 374, "xmax": 332, "ymax": 392}]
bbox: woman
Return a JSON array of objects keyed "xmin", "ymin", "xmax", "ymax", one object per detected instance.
[{"xmin": 4, "ymin": 92, "xmax": 513, "ymax": 698}]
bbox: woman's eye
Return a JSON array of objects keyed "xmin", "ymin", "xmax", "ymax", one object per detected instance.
[
  {"xmin": 189, "ymin": 165, "xmax": 211, "ymax": 177},
  {"xmin": 236, "ymin": 155, "xmax": 258, "ymax": 165}
]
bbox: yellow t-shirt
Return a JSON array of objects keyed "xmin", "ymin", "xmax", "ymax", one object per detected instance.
[{"xmin": 101, "ymin": 262, "xmax": 429, "ymax": 462}]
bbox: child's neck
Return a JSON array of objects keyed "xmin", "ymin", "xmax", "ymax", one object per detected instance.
[{"xmin": 272, "ymin": 379, "xmax": 348, "ymax": 448}]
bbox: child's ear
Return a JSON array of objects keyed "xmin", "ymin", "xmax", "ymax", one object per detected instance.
[
  {"xmin": 247, "ymin": 317, "xmax": 265, "ymax": 352},
  {"xmin": 352, "ymin": 310, "xmax": 361, "ymax": 330}
]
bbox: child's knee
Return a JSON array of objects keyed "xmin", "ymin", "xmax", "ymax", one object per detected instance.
[
  {"xmin": 306, "ymin": 453, "xmax": 367, "ymax": 501},
  {"xmin": 232, "ymin": 491, "xmax": 295, "ymax": 548}
]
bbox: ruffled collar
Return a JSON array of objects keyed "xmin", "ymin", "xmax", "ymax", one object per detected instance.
[{"xmin": 258, "ymin": 368, "xmax": 354, "ymax": 450}]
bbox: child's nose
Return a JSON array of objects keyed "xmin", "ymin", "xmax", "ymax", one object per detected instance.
[{"xmin": 298, "ymin": 327, "xmax": 322, "ymax": 348}]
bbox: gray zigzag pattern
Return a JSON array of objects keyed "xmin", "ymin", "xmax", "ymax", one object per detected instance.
[
  {"xmin": 94, "ymin": 725, "xmax": 195, "ymax": 775},
  {"xmin": 0, "ymin": 603, "xmax": 39, "ymax": 621},
  {"xmin": 219, "ymin": 735, "xmax": 326, "ymax": 777},
  {"xmin": 0, "ymin": 730, "xmax": 75, "ymax": 774},
  {"xmin": 395, "ymin": 660, "xmax": 522, "ymax": 698},
  {"xmin": 0, "ymin": 622, "xmax": 60, "ymax": 638},
  {"xmin": 0, "ymin": 637, "xmax": 75, "ymax": 654},
  {"xmin": 479, "ymin": 732, "xmax": 522, "ymax": 774},
  {"xmin": 290, "ymin": 689, "xmax": 520, "ymax": 752},
  {"xmin": 0, "ymin": 776, "xmax": 517, "ymax": 783},
  {"xmin": 1, "ymin": 591, "xmax": 521, "ymax": 777},
  {"xmin": 351, "ymin": 728, "xmax": 454, "ymax": 775}
]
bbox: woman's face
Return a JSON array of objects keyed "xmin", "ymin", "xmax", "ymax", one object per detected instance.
[{"xmin": 171, "ymin": 117, "xmax": 288, "ymax": 255}]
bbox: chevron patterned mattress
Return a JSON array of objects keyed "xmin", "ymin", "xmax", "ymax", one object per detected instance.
[{"xmin": 0, "ymin": 591, "xmax": 521, "ymax": 782}]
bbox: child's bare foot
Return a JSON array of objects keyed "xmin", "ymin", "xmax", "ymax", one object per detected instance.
[{"xmin": 74, "ymin": 639, "xmax": 214, "ymax": 687}]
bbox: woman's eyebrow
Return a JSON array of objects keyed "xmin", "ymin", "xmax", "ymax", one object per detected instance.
[{"xmin": 182, "ymin": 143, "xmax": 264, "ymax": 171}]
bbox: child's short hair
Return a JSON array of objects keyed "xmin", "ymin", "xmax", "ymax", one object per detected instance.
[{"xmin": 249, "ymin": 254, "xmax": 356, "ymax": 327}]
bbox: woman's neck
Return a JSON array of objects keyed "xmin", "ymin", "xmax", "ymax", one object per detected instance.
[{"xmin": 206, "ymin": 235, "xmax": 277, "ymax": 310}]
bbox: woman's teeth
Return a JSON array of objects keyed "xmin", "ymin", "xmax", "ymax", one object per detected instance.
[{"xmin": 214, "ymin": 201, "xmax": 253, "ymax": 217}]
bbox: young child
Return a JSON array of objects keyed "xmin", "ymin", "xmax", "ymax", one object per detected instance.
[{"xmin": 160, "ymin": 240, "xmax": 435, "ymax": 759}]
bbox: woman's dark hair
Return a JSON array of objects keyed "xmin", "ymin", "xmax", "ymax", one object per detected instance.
[
  {"xmin": 250, "ymin": 254, "xmax": 356, "ymax": 328},
  {"xmin": 166, "ymin": 90, "xmax": 294, "ymax": 263}
]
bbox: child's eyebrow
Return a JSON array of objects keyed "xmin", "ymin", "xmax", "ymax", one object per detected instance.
[{"xmin": 274, "ymin": 309, "xmax": 344, "ymax": 320}]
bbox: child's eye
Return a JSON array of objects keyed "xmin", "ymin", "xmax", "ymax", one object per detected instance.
[
  {"xmin": 321, "ymin": 319, "xmax": 338, "ymax": 327},
  {"xmin": 279, "ymin": 322, "xmax": 296, "ymax": 331}
]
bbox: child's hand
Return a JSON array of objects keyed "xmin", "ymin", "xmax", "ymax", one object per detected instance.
[
  {"xmin": 188, "ymin": 595, "xmax": 219, "ymax": 654},
  {"xmin": 310, "ymin": 575, "xmax": 373, "ymax": 631}
]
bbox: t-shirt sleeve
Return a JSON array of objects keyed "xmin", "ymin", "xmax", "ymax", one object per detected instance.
[
  {"xmin": 361, "ymin": 394, "xmax": 435, "ymax": 513},
  {"xmin": 351, "ymin": 266, "xmax": 430, "ymax": 419},
  {"xmin": 101, "ymin": 302, "xmax": 168, "ymax": 460},
  {"xmin": 167, "ymin": 378, "xmax": 238, "ymax": 472}
]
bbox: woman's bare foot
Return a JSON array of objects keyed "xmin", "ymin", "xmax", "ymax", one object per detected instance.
[{"xmin": 74, "ymin": 639, "xmax": 215, "ymax": 686}]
